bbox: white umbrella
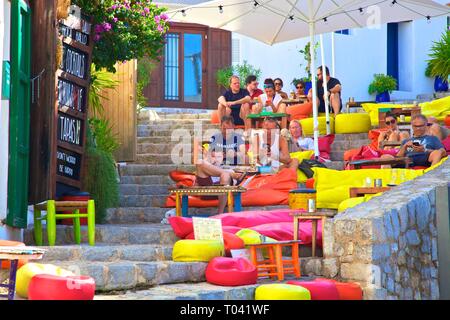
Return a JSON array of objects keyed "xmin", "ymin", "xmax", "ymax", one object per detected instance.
[{"xmin": 168, "ymin": 0, "xmax": 450, "ymax": 157}]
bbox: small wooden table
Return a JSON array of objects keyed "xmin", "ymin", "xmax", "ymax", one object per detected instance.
[
  {"xmin": 346, "ymin": 101, "xmax": 375, "ymax": 113},
  {"xmin": 281, "ymin": 97, "xmax": 307, "ymax": 106},
  {"xmin": 349, "ymin": 157, "xmax": 412, "ymax": 169},
  {"xmin": 247, "ymin": 240, "xmax": 302, "ymax": 281},
  {"xmin": 0, "ymin": 247, "xmax": 46, "ymax": 300},
  {"xmin": 168, "ymin": 185, "xmax": 247, "ymax": 217},
  {"xmin": 379, "ymin": 106, "xmax": 421, "ymax": 129},
  {"xmin": 349, "ymin": 187, "xmax": 392, "ymax": 198},
  {"xmin": 290, "ymin": 211, "xmax": 337, "ymax": 257},
  {"xmin": 247, "ymin": 112, "xmax": 288, "ymax": 129}
]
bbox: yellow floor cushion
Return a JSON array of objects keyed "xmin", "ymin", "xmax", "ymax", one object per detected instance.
[
  {"xmin": 312, "ymin": 167, "xmax": 424, "ymax": 209},
  {"xmin": 290, "ymin": 150, "xmax": 315, "ymax": 182},
  {"xmin": 16, "ymin": 263, "xmax": 75, "ymax": 298},
  {"xmin": 335, "ymin": 113, "xmax": 371, "ymax": 134},
  {"xmin": 300, "ymin": 116, "xmax": 335, "ymax": 136},
  {"xmin": 172, "ymin": 239, "xmax": 224, "ymax": 262},
  {"xmin": 255, "ymin": 284, "xmax": 311, "ymax": 300}
]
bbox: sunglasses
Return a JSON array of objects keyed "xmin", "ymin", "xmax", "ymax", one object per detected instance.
[
  {"xmin": 427, "ymin": 123, "xmax": 433, "ymax": 127},
  {"xmin": 274, "ymin": 82, "xmax": 282, "ymax": 86},
  {"xmin": 385, "ymin": 120, "xmax": 396, "ymax": 125},
  {"xmin": 412, "ymin": 124, "xmax": 426, "ymax": 128},
  {"xmin": 296, "ymin": 86, "xmax": 304, "ymax": 89}
]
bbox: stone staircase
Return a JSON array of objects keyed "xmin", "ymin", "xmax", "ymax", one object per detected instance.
[{"xmin": 22, "ymin": 109, "xmax": 372, "ymax": 299}]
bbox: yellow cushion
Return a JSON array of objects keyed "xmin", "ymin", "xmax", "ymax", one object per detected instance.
[
  {"xmin": 16, "ymin": 263, "xmax": 75, "ymax": 298},
  {"xmin": 236, "ymin": 229, "xmax": 276, "ymax": 257},
  {"xmin": 172, "ymin": 239, "xmax": 224, "ymax": 262},
  {"xmin": 300, "ymin": 116, "xmax": 335, "ymax": 136},
  {"xmin": 338, "ymin": 197, "xmax": 365, "ymax": 212},
  {"xmin": 335, "ymin": 113, "xmax": 371, "ymax": 134},
  {"xmin": 313, "ymin": 167, "xmax": 424, "ymax": 209},
  {"xmin": 255, "ymin": 284, "xmax": 311, "ymax": 300},
  {"xmin": 290, "ymin": 151, "xmax": 315, "ymax": 182}
]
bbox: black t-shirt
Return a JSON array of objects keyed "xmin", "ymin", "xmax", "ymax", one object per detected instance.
[
  {"xmin": 316, "ymin": 77, "xmax": 342, "ymax": 113},
  {"xmin": 209, "ymin": 132, "xmax": 244, "ymax": 165},
  {"xmin": 222, "ymin": 89, "xmax": 250, "ymax": 125}
]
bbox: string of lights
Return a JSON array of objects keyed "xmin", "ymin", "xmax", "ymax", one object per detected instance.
[{"xmin": 168, "ymin": 0, "xmax": 449, "ymax": 25}]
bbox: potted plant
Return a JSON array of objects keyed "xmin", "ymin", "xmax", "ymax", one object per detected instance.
[
  {"xmin": 368, "ymin": 74, "xmax": 397, "ymax": 102},
  {"xmin": 426, "ymin": 30, "xmax": 450, "ymax": 92},
  {"xmin": 298, "ymin": 41, "xmax": 319, "ymax": 94}
]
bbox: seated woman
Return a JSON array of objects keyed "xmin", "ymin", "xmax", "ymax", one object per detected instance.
[
  {"xmin": 250, "ymin": 118, "xmax": 298, "ymax": 171},
  {"xmin": 293, "ymin": 80, "xmax": 306, "ymax": 98},
  {"xmin": 273, "ymin": 77, "xmax": 289, "ymax": 99},
  {"xmin": 378, "ymin": 112, "xmax": 410, "ymax": 149},
  {"xmin": 254, "ymin": 78, "xmax": 288, "ymax": 128},
  {"xmin": 286, "ymin": 120, "xmax": 314, "ymax": 153}
]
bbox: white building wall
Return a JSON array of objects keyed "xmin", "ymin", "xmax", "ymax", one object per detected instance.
[{"xmin": 233, "ymin": 15, "xmax": 447, "ymax": 103}]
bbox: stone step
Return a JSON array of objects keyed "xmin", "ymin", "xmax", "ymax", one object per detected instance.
[
  {"xmin": 119, "ymin": 164, "xmax": 195, "ymax": 177},
  {"xmin": 137, "ymin": 128, "xmax": 220, "ymax": 138},
  {"xmin": 136, "ymin": 154, "xmax": 177, "ymax": 164},
  {"xmin": 330, "ymin": 140, "xmax": 371, "ymax": 152},
  {"xmin": 95, "ymin": 282, "xmax": 258, "ymax": 300},
  {"xmin": 333, "ymin": 133, "xmax": 369, "ymax": 141},
  {"xmin": 137, "ymin": 123, "xmax": 218, "ymax": 131},
  {"xmin": 119, "ymin": 184, "xmax": 170, "ymax": 196},
  {"xmin": 325, "ymin": 161, "xmax": 345, "ymax": 170},
  {"xmin": 119, "ymin": 194, "xmax": 167, "ymax": 207},
  {"xmin": 105, "ymin": 205, "xmax": 289, "ymax": 224},
  {"xmin": 330, "ymin": 151, "xmax": 345, "ymax": 161},
  {"xmin": 40, "ymin": 244, "xmax": 172, "ymax": 263},
  {"xmin": 24, "ymin": 223, "xmax": 177, "ymax": 246},
  {"xmin": 105, "ymin": 207, "xmax": 169, "ymax": 224},
  {"xmin": 120, "ymin": 175, "xmax": 173, "ymax": 186},
  {"xmin": 44, "ymin": 260, "xmax": 206, "ymax": 292},
  {"xmin": 137, "ymin": 143, "xmax": 193, "ymax": 155},
  {"xmin": 138, "ymin": 110, "xmax": 211, "ymax": 120}
]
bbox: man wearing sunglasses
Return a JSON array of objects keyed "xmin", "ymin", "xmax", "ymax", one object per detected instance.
[
  {"xmin": 395, "ymin": 114, "xmax": 446, "ymax": 167},
  {"xmin": 308, "ymin": 66, "xmax": 342, "ymax": 114}
]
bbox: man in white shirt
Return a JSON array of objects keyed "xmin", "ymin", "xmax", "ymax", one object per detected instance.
[{"xmin": 287, "ymin": 120, "xmax": 314, "ymax": 153}]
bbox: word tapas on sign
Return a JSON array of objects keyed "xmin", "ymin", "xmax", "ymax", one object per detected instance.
[
  {"xmin": 59, "ymin": 23, "xmax": 89, "ymax": 46},
  {"xmin": 56, "ymin": 147, "xmax": 81, "ymax": 180},
  {"xmin": 58, "ymin": 113, "xmax": 82, "ymax": 146},
  {"xmin": 58, "ymin": 78, "xmax": 85, "ymax": 112},
  {"xmin": 62, "ymin": 44, "xmax": 87, "ymax": 79}
]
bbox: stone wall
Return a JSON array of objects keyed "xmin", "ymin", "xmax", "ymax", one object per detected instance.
[{"xmin": 322, "ymin": 159, "xmax": 450, "ymax": 300}]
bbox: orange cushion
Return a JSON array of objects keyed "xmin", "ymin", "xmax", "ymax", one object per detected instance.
[
  {"xmin": 286, "ymin": 102, "xmax": 313, "ymax": 121},
  {"xmin": 315, "ymin": 278, "xmax": 363, "ymax": 300},
  {"xmin": 0, "ymin": 240, "xmax": 27, "ymax": 269},
  {"xmin": 344, "ymin": 148, "xmax": 360, "ymax": 162},
  {"xmin": 445, "ymin": 114, "xmax": 450, "ymax": 127},
  {"xmin": 211, "ymin": 110, "xmax": 220, "ymax": 124}
]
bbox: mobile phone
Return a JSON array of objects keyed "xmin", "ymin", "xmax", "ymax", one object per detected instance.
[{"xmin": 413, "ymin": 142, "xmax": 420, "ymax": 146}]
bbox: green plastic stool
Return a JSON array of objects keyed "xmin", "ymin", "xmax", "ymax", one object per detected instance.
[{"xmin": 33, "ymin": 200, "xmax": 95, "ymax": 246}]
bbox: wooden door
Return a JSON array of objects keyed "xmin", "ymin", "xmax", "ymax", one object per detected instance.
[
  {"xmin": 99, "ymin": 61, "xmax": 137, "ymax": 162},
  {"xmin": 7, "ymin": 0, "xmax": 31, "ymax": 228}
]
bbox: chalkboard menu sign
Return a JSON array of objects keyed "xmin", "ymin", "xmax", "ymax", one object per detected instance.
[{"xmin": 53, "ymin": 8, "xmax": 93, "ymax": 191}]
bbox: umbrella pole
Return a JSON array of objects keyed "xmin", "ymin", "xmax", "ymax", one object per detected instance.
[
  {"xmin": 309, "ymin": 21, "xmax": 319, "ymax": 159},
  {"xmin": 320, "ymin": 34, "xmax": 331, "ymax": 135}
]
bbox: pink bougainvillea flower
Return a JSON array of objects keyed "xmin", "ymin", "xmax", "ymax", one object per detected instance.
[
  {"xmin": 160, "ymin": 13, "xmax": 169, "ymax": 21},
  {"xmin": 157, "ymin": 24, "xmax": 164, "ymax": 32},
  {"xmin": 154, "ymin": 15, "xmax": 161, "ymax": 23},
  {"xmin": 102, "ymin": 22, "xmax": 112, "ymax": 32}
]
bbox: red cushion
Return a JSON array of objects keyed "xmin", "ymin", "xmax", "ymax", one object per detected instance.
[
  {"xmin": 444, "ymin": 115, "xmax": 450, "ymax": 127},
  {"xmin": 318, "ymin": 134, "xmax": 335, "ymax": 155},
  {"xmin": 442, "ymin": 136, "xmax": 450, "ymax": 154},
  {"xmin": 28, "ymin": 275, "xmax": 95, "ymax": 300},
  {"xmin": 185, "ymin": 231, "xmax": 245, "ymax": 256},
  {"xmin": 305, "ymin": 178, "xmax": 315, "ymax": 189},
  {"xmin": 287, "ymin": 280, "xmax": 340, "ymax": 300},
  {"xmin": 315, "ymin": 278, "xmax": 363, "ymax": 300},
  {"xmin": 211, "ymin": 110, "xmax": 220, "ymax": 124},
  {"xmin": 205, "ymin": 257, "xmax": 257, "ymax": 286},
  {"xmin": 168, "ymin": 216, "xmax": 194, "ymax": 238}
]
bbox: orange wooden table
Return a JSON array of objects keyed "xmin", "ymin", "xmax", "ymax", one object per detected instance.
[{"xmin": 247, "ymin": 240, "xmax": 302, "ymax": 281}]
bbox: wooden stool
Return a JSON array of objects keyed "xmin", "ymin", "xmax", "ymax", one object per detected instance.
[
  {"xmin": 33, "ymin": 200, "xmax": 95, "ymax": 246},
  {"xmin": 248, "ymin": 240, "xmax": 302, "ymax": 281},
  {"xmin": 291, "ymin": 211, "xmax": 336, "ymax": 257}
]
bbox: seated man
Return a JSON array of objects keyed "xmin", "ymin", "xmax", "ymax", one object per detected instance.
[
  {"xmin": 251, "ymin": 118, "xmax": 298, "ymax": 171},
  {"xmin": 378, "ymin": 112, "xmax": 410, "ymax": 149},
  {"xmin": 381, "ymin": 114, "xmax": 447, "ymax": 167},
  {"xmin": 218, "ymin": 75, "xmax": 251, "ymax": 131},
  {"xmin": 286, "ymin": 120, "xmax": 314, "ymax": 153},
  {"xmin": 427, "ymin": 116, "xmax": 450, "ymax": 141},
  {"xmin": 308, "ymin": 66, "xmax": 342, "ymax": 115},
  {"xmin": 195, "ymin": 116, "xmax": 245, "ymax": 213}
]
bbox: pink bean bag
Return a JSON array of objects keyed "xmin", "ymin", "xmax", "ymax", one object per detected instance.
[
  {"xmin": 28, "ymin": 275, "xmax": 95, "ymax": 300},
  {"xmin": 168, "ymin": 210, "xmax": 321, "ymax": 245},
  {"xmin": 205, "ymin": 257, "xmax": 257, "ymax": 286},
  {"xmin": 315, "ymin": 278, "xmax": 363, "ymax": 300},
  {"xmin": 287, "ymin": 280, "xmax": 340, "ymax": 300}
]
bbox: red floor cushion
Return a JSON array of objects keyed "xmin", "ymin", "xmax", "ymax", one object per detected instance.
[
  {"xmin": 211, "ymin": 110, "xmax": 220, "ymax": 124},
  {"xmin": 287, "ymin": 280, "xmax": 340, "ymax": 300},
  {"xmin": 315, "ymin": 278, "xmax": 363, "ymax": 300},
  {"xmin": 286, "ymin": 102, "xmax": 313, "ymax": 120},
  {"xmin": 445, "ymin": 114, "xmax": 450, "ymax": 127},
  {"xmin": 317, "ymin": 134, "xmax": 335, "ymax": 161},
  {"xmin": 205, "ymin": 257, "xmax": 257, "ymax": 286},
  {"xmin": 28, "ymin": 275, "xmax": 95, "ymax": 300}
]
